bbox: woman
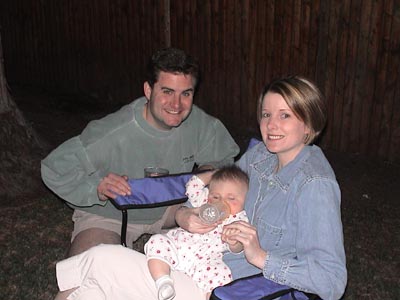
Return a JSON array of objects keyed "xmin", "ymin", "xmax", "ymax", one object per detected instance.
[{"xmin": 55, "ymin": 76, "xmax": 347, "ymax": 300}]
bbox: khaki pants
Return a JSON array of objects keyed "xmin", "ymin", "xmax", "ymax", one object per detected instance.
[
  {"xmin": 71, "ymin": 209, "xmax": 170, "ymax": 248},
  {"xmin": 56, "ymin": 244, "xmax": 207, "ymax": 300}
]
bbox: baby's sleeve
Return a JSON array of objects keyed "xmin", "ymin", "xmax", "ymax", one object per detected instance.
[{"xmin": 185, "ymin": 175, "xmax": 209, "ymax": 208}]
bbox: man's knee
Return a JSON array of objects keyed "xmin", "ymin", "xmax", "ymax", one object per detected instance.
[{"xmin": 68, "ymin": 228, "xmax": 120, "ymax": 257}]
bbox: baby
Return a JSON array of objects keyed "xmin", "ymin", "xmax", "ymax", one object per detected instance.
[{"xmin": 144, "ymin": 165, "xmax": 249, "ymax": 300}]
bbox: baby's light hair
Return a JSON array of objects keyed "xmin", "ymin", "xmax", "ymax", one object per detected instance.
[{"xmin": 211, "ymin": 165, "xmax": 249, "ymax": 188}]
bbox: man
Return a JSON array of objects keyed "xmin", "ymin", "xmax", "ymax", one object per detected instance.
[{"xmin": 41, "ymin": 47, "xmax": 239, "ymax": 257}]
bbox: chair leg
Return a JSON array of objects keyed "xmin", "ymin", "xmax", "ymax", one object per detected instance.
[{"xmin": 121, "ymin": 209, "xmax": 127, "ymax": 247}]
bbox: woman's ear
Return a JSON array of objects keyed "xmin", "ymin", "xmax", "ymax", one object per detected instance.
[
  {"xmin": 144, "ymin": 82, "xmax": 152, "ymax": 100},
  {"xmin": 304, "ymin": 124, "xmax": 311, "ymax": 135},
  {"xmin": 304, "ymin": 125, "xmax": 313, "ymax": 144}
]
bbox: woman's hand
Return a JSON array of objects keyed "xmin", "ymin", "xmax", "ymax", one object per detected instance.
[
  {"xmin": 97, "ymin": 173, "xmax": 131, "ymax": 201},
  {"xmin": 222, "ymin": 221, "xmax": 267, "ymax": 269},
  {"xmin": 175, "ymin": 206, "xmax": 219, "ymax": 234},
  {"xmin": 222, "ymin": 227, "xmax": 243, "ymax": 253}
]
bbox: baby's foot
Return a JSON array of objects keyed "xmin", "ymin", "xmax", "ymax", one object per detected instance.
[
  {"xmin": 158, "ymin": 281, "xmax": 175, "ymax": 300},
  {"xmin": 156, "ymin": 275, "xmax": 176, "ymax": 300}
]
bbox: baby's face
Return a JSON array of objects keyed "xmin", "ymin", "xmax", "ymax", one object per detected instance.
[{"xmin": 208, "ymin": 179, "xmax": 248, "ymax": 215}]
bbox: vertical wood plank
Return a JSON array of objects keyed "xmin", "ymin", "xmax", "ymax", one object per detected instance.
[
  {"xmin": 263, "ymin": 0, "xmax": 275, "ymax": 83},
  {"xmin": 359, "ymin": 0, "xmax": 383, "ymax": 155},
  {"xmin": 163, "ymin": 0, "xmax": 171, "ymax": 47},
  {"xmin": 331, "ymin": 0, "xmax": 351, "ymax": 150},
  {"xmin": 272, "ymin": 0, "xmax": 284, "ymax": 75},
  {"xmin": 321, "ymin": 0, "xmax": 339, "ymax": 148},
  {"xmin": 381, "ymin": 1, "xmax": 400, "ymax": 160},
  {"xmin": 307, "ymin": 0, "xmax": 320, "ymax": 79},
  {"xmin": 315, "ymin": 0, "xmax": 329, "ymax": 88},
  {"xmin": 290, "ymin": 0, "xmax": 301, "ymax": 73},
  {"xmin": 349, "ymin": 0, "xmax": 372, "ymax": 153},
  {"xmin": 339, "ymin": 0, "xmax": 361, "ymax": 153}
]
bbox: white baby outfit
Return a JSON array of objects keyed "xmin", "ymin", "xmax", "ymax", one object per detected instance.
[{"xmin": 145, "ymin": 175, "xmax": 248, "ymax": 293}]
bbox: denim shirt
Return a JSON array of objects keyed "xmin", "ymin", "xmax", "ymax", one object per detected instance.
[{"xmin": 223, "ymin": 142, "xmax": 347, "ymax": 300}]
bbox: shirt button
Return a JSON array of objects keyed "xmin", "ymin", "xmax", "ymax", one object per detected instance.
[{"xmin": 268, "ymin": 181, "xmax": 274, "ymax": 186}]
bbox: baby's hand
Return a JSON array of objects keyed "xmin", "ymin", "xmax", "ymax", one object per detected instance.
[
  {"xmin": 222, "ymin": 227, "xmax": 244, "ymax": 253},
  {"xmin": 221, "ymin": 227, "xmax": 241, "ymax": 246}
]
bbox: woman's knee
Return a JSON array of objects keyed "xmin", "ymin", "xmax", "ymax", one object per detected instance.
[{"xmin": 87, "ymin": 244, "xmax": 127, "ymax": 261}]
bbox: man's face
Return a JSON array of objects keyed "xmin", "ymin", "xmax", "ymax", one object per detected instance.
[{"xmin": 143, "ymin": 71, "xmax": 195, "ymax": 130}]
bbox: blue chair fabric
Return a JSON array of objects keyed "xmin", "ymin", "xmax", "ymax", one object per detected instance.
[{"xmin": 210, "ymin": 273, "xmax": 320, "ymax": 300}]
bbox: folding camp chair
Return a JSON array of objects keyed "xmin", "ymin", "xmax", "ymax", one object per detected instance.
[{"xmin": 110, "ymin": 172, "xmax": 193, "ymax": 246}]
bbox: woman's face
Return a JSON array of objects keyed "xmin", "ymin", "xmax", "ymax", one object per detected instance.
[{"xmin": 259, "ymin": 92, "xmax": 310, "ymax": 167}]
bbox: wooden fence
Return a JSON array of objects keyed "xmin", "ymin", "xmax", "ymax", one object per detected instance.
[{"xmin": 0, "ymin": 0, "xmax": 399, "ymax": 163}]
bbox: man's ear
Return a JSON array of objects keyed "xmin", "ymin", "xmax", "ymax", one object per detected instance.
[{"xmin": 144, "ymin": 82, "xmax": 152, "ymax": 100}]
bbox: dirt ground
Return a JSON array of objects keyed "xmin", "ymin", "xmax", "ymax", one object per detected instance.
[{"xmin": 8, "ymin": 87, "xmax": 400, "ymax": 299}]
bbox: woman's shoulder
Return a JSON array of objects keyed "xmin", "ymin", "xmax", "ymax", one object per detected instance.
[{"xmin": 300, "ymin": 145, "xmax": 337, "ymax": 181}]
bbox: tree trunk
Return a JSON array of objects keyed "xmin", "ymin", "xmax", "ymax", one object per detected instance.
[{"xmin": 0, "ymin": 32, "xmax": 45, "ymax": 199}]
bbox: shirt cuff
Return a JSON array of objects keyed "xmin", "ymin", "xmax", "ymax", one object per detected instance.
[
  {"xmin": 87, "ymin": 175, "xmax": 107, "ymax": 206},
  {"xmin": 262, "ymin": 251, "xmax": 290, "ymax": 284}
]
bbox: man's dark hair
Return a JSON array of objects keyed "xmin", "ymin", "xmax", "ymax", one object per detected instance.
[
  {"xmin": 211, "ymin": 165, "xmax": 249, "ymax": 188},
  {"xmin": 146, "ymin": 47, "xmax": 200, "ymax": 88}
]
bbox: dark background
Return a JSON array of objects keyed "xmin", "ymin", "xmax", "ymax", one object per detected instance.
[{"xmin": 0, "ymin": 0, "xmax": 399, "ymax": 163}]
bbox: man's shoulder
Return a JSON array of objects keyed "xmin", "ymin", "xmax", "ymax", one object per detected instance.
[
  {"xmin": 80, "ymin": 97, "xmax": 144, "ymax": 145},
  {"xmin": 186, "ymin": 104, "xmax": 220, "ymax": 126}
]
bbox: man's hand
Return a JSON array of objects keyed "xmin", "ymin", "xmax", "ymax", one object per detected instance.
[
  {"xmin": 175, "ymin": 206, "xmax": 219, "ymax": 234},
  {"xmin": 97, "ymin": 173, "xmax": 131, "ymax": 201}
]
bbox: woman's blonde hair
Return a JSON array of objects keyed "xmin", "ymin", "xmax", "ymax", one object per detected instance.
[{"xmin": 257, "ymin": 75, "xmax": 327, "ymax": 144}]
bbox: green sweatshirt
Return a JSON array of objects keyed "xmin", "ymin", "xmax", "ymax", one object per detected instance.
[{"xmin": 41, "ymin": 97, "xmax": 239, "ymax": 224}]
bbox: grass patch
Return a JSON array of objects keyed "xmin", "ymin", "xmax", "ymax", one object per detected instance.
[
  {"xmin": 1, "ymin": 151, "xmax": 399, "ymax": 299},
  {"xmin": 1, "ymin": 195, "xmax": 71, "ymax": 300}
]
